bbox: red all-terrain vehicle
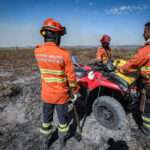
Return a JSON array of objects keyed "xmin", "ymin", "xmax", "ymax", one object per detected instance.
[{"xmin": 72, "ymin": 56, "xmax": 141, "ymax": 134}]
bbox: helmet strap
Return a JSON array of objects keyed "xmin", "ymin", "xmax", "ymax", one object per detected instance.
[
  {"xmin": 44, "ymin": 37, "xmax": 56, "ymax": 43},
  {"xmin": 102, "ymin": 43, "xmax": 110, "ymax": 50},
  {"xmin": 56, "ymin": 36, "xmax": 61, "ymax": 46}
]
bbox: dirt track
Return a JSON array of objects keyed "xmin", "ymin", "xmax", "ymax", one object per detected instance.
[{"xmin": 0, "ymin": 48, "xmax": 150, "ymax": 150}]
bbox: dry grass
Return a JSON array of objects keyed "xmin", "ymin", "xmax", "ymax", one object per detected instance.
[
  {"xmin": 0, "ymin": 47, "xmax": 137, "ymax": 78},
  {"xmin": 0, "ymin": 48, "xmax": 36, "ymax": 77}
]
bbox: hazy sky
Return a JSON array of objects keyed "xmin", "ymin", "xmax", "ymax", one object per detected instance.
[{"xmin": 0, "ymin": 0, "xmax": 150, "ymax": 47}]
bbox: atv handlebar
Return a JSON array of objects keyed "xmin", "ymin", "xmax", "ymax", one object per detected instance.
[{"xmin": 89, "ymin": 60, "xmax": 116, "ymax": 72}]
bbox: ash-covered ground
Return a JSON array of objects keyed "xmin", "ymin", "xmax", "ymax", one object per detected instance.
[{"xmin": 0, "ymin": 48, "xmax": 150, "ymax": 150}]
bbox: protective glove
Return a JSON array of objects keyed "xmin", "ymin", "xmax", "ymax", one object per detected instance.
[{"xmin": 70, "ymin": 93, "xmax": 80, "ymax": 103}]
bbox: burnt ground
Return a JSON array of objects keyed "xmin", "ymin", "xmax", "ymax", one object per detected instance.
[{"xmin": 0, "ymin": 48, "xmax": 150, "ymax": 150}]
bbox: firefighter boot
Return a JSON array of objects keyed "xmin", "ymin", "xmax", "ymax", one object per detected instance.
[
  {"xmin": 141, "ymin": 125, "xmax": 150, "ymax": 139},
  {"xmin": 40, "ymin": 134, "xmax": 50, "ymax": 150},
  {"xmin": 58, "ymin": 124, "xmax": 70, "ymax": 150},
  {"xmin": 131, "ymin": 126, "xmax": 150, "ymax": 140},
  {"xmin": 40, "ymin": 123, "xmax": 53, "ymax": 150},
  {"xmin": 58, "ymin": 131, "xmax": 67, "ymax": 150}
]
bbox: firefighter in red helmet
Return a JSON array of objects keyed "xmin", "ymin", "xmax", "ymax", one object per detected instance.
[
  {"xmin": 96, "ymin": 34, "xmax": 112, "ymax": 64},
  {"xmin": 34, "ymin": 18, "xmax": 78, "ymax": 149}
]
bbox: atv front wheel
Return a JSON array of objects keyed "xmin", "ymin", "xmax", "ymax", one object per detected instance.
[{"xmin": 93, "ymin": 96, "xmax": 127, "ymax": 130}]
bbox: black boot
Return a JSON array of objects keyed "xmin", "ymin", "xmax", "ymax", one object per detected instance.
[
  {"xmin": 58, "ymin": 131, "xmax": 71, "ymax": 150},
  {"xmin": 141, "ymin": 125, "xmax": 150, "ymax": 139},
  {"xmin": 40, "ymin": 135, "xmax": 50, "ymax": 150},
  {"xmin": 58, "ymin": 132, "xmax": 67, "ymax": 150},
  {"xmin": 131, "ymin": 126, "xmax": 150, "ymax": 140},
  {"xmin": 40, "ymin": 126, "xmax": 54, "ymax": 150}
]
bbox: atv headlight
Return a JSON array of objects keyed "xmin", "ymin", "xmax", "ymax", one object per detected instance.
[{"xmin": 88, "ymin": 71, "xmax": 95, "ymax": 80}]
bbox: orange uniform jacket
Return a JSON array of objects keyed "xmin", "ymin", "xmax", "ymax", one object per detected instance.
[
  {"xmin": 96, "ymin": 47, "xmax": 112, "ymax": 63},
  {"xmin": 35, "ymin": 42, "xmax": 77, "ymax": 104},
  {"xmin": 121, "ymin": 43, "xmax": 150, "ymax": 83}
]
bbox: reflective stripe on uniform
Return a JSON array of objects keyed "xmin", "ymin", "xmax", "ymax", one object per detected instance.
[
  {"xmin": 42, "ymin": 122, "xmax": 51, "ymax": 128},
  {"xmin": 141, "ymin": 66, "xmax": 150, "ymax": 71},
  {"xmin": 40, "ymin": 69, "xmax": 64, "ymax": 75},
  {"xmin": 142, "ymin": 116, "xmax": 150, "ymax": 123},
  {"xmin": 143, "ymin": 74, "xmax": 150, "ymax": 79},
  {"xmin": 143, "ymin": 123, "xmax": 150, "ymax": 128},
  {"xmin": 40, "ymin": 128, "xmax": 52, "ymax": 135},
  {"xmin": 59, "ymin": 123, "xmax": 68, "ymax": 128},
  {"xmin": 42, "ymin": 77, "xmax": 66, "ymax": 83},
  {"xmin": 69, "ymin": 82, "xmax": 77, "ymax": 88},
  {"xmin": 58, "ymin": 123, "xmax": 69, "ymax": 133}
]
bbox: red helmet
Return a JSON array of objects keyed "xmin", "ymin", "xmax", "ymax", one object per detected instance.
[
  {"xmin": 40, "ymin": 18, "xmax": 66, "ymax": 36},
  {"xmin": 100, "ymin": 34, "xmax": 111, "ymax": 43}
]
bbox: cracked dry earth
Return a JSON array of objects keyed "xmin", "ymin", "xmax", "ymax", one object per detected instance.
[{"xmin": 0, "ymin": 49, "xmax": 150, "ymax": 150}]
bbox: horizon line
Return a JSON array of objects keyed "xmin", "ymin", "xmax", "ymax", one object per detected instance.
[{"xmin": 0, "ymin": 44, "xmax": 142, "ymax": 48}]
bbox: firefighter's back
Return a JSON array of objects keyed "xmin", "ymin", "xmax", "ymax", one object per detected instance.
[{"xmin": 35, "ymin": 42, "xmax": 70, "ymax": 104}]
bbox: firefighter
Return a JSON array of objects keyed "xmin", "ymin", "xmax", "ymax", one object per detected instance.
[
  {"xmin": 118, "ymin": 22, "xmax": 150, "ymax": 139},
  {"xmin": 34, "ymin": 18, "xmax": 78, "ymax": 149},
  {"xmin": 96, "ymin": 34, "xmax": 112, "ymax": 64}
]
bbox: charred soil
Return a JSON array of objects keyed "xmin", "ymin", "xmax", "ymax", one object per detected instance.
[{"xmin": 0, "ymin": 48, "xmax": 149, "ymax": 150}]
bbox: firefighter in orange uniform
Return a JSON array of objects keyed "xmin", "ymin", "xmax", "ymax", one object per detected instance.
[
  {"xmin": 119, "ymin": 22, "xmax": 150, "ymax": 139},
  {"xmin": 96, "ymin": 34, "xmax": 112, "ymax": 63},
  {"xmin": 35, "ymin": 18, "xmax": 78, "ymax": 149}
]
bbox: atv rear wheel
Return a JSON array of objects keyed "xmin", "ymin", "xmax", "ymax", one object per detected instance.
[{"xmin": 93, "ymin": 96, "xmax": 127, "ymax": 130}]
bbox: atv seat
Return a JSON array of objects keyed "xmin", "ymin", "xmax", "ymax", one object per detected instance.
[{"xmin": 108, "ymin": 72, "xmax": 129, "ymax": 89}]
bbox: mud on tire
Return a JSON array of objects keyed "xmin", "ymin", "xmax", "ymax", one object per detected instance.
[{"xmin": 93, "ymin": 96, "xmax": 127, "ymax": 131}]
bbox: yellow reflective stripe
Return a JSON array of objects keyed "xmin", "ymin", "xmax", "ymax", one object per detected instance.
[
  {"xmin": 141, "ymin": 66, "xmax": 150, "ymax": 71},
  {"xmin": 58, "ymin": 125, "xmax": 69, "ymax": 133},
  {"xmin": 69, "ymin": 82, "xmax": 77, "ymax": 88},
  {"xmin": 42, "ymin": 123, "xmax": 51, "ymax": 128},
  {"xmin": 42, "ymin": 77, "xmax": 66, "ymax": 83},
  {"xmin": 40, "ymin": 69, "xmax": 64, "ymax": 75},
  {"xmin": 143, "ymin": 74, "xmax": 150, "ymax": 79},
  {"xmin": 40, "ymin": 128, "xmax": 52, "ymax": 135},
  {"xmin": 59, "ymin": 123, "xmax": 68, "ymax": 128},
  {"xmin": 142, "ymin": 116, "xmax": 150, "ymax": 123},
  {"xmin": 143, "ymin": 123, "xmax": 150, "ymax": 128}
]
